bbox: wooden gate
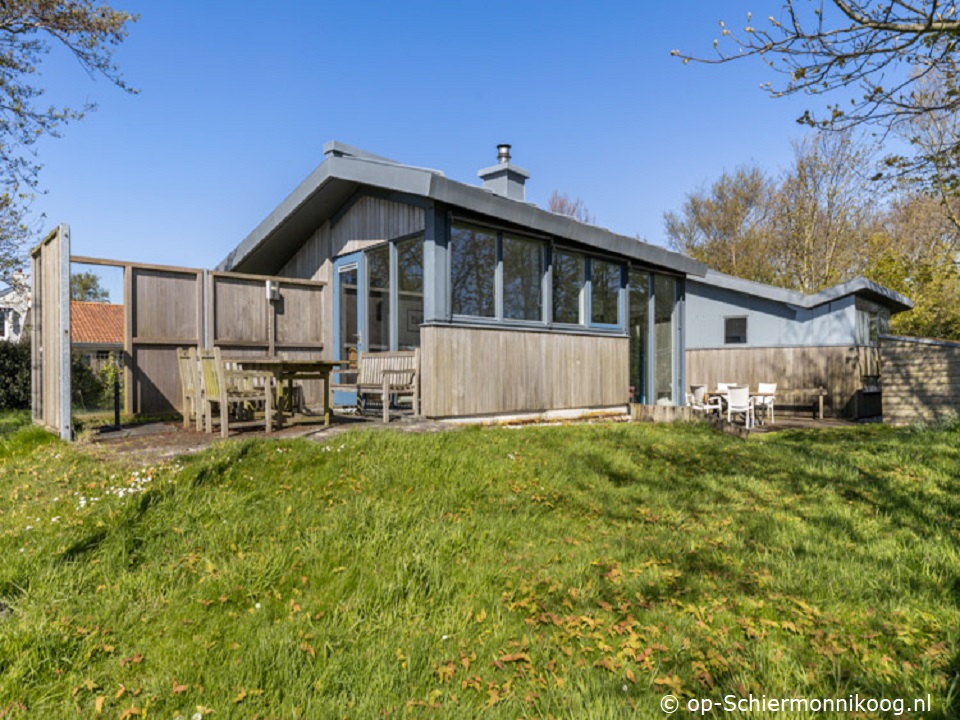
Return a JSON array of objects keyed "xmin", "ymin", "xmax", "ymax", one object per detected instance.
[{"xmin": 31, "ymin": 225, "xmax": 72, "ymax": 440}]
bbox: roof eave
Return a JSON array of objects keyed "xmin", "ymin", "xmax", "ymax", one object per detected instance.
[{"xmin": 219, "ymin": 151, "xmax": 706, "ymax": 278}]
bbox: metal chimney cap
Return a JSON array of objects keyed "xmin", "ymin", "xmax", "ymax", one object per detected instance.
[{"xmin": 497, "ymin": 144, "xmax": 512, "ymax": 164}]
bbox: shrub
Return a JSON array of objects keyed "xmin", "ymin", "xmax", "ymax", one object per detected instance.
[
  {"xmin": 71, "ymin": 352, "xmax": 106, "ymax": 410},
  {"xmin": 0, "ymin": 339, "xmax": 31, "ymax": 410}
]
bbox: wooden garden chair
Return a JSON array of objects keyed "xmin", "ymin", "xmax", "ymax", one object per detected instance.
[
  {"xmin": 198, "ymin": 347, "xmax": 275, "ymax": 438},
  {"xmin": 176, "ymin": 347, "xmax": 202, "ymax": 431}
]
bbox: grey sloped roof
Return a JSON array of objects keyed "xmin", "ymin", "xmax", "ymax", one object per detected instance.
[
  {"xmin": 693, "ymin": 269, "xmax": 913, "ymax": 313},
  {"xmin": 218, "ymin": 141, "xmax": 707, "ymax": 277}
]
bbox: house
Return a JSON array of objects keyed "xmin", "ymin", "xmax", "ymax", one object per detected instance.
[
  {"xmin": 686, "ymin": 270, "xmax": 913, "ymax": 418},
  {"xmin": 31, "ymin": 142, "xmax": 918, "ymax": 431},
  {"xmin": 217, "ymin": 142, "xmax": 708, "ymax": 419},
  {"xmin": 0, "ymin": 270, "xmax": 30, "ymax": 343},
  {"xmin": 71, "ymin": 301, "xmax": 124, "ymax": 372}
]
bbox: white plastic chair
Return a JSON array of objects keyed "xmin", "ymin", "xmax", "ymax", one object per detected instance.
[
  {"xmin": 726, "ymin": 385, "xmax": 755, "ymax": 429},
  {"xmin": 710, "ymin": 383, "xmax": 735, "ymax": 416},
  {"xmin": 756, "ymin": 382, "xmax": 777, "ymax": 425},
  {"xmin": 686, "ymin": 385, "xmax": 711, "ymax": 414}
]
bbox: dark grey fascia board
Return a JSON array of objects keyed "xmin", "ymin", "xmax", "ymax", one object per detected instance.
[
  {"xmin": 219, "ymin": 151, "xmax": 706, "ymax": 277},
  {"xmin": 693, "ymin": 270, "xmax": 913, "ymax": 313},
  {"xmin": 322, "ymin": 141, "xmax": 400, "ymax": 163},
  {"xmin": 217, "ymin": 156, "xmax": 441, "ymax": 271},
  {"xmin": 818, "ymin": 277, "xmax": 913, "ymax": 312}
]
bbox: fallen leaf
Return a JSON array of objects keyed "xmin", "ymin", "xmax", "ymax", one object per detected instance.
[{"xmin": 499, "ymin": 652, "xmax": 531, "ymax": 664}]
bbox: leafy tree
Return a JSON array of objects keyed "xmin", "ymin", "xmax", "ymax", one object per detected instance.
[
  {"xmin": 863, "ymin": 193, "xmax": 960, "ymax": 338},
  {"xmin": 0, "ymin": 1, "xmax": 137, "ymax": 283},
  {"xmin": 70, "ymin": 271, "xmax": 110, "ymax": 302},
  {"xmin": 664, "ymin": 164, "xmax": 778, "ymax": 282},
  {"xmin": 548, "ymin": 191, "xmax": 595, "ymax": 224}
]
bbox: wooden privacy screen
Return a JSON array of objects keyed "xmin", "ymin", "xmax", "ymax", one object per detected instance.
[
  {"xmin": 68, "ymin": 258, "xmax": 326, "ymax": 417},
  {"xmin": 128, "ymin": 264, "xmax": 204, "ymax": 417},
  {"xmin": 31, "ymin": 225, "xmax": 72, "ymax": 440},
  {"xmin": 209, "ymin": 271, "xmax": 326, "ymax": 409}
]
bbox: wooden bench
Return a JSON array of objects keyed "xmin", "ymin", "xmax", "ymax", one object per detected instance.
[
  {"xmin": 356, "ymin": 349, "xmax": 420, "ymax": 423},
  {"xmin": 774, "ymin": 387, "xmax": 828, "ymax": 419}
]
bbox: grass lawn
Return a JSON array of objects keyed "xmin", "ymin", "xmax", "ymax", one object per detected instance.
[{"xmin": 0, "ymin": 412, "xmax": 958, "ymax": 718}]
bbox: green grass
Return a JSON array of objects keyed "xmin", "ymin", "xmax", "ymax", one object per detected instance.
[{"xmin": 0, "ymin": 413, "xmax": 958, "ymax": 718}]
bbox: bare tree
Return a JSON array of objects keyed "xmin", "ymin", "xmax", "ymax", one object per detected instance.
[
  {"xmin": 664, "ymin": 165, "xmax": 778, "ymax": 282},
  {"xmin": 879, "ymin": 68, "xmax": 960, "ymax": 232},
  {"xmin": 1, "ymin": 1, "xmax": 137, "ymax": 282},
  {"xmin": 548, "ymin": 191, "xmax": 595, "ymax": 224},
  {"xmin": 673, "ymin": 2, "xmax": 960, "ymax": 133},
  {"xmin": 769, "ymin": 131, "xmax": 878, "ymax": 292}
]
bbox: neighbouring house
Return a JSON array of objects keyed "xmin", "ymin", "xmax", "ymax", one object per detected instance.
[
  {"xmin": 71, "ymin": 301, "xmax": 124, "ymax": 373},
  {"xmin": 686, "ymin": 270, "xmax": 913, "ymax": 418},
  {"xmin": 0, "ymin": 270, "xmax": 30, "ymax": 343},
  {"xmin": 218, "ymin": 142, "xmax": 708, "ymax": 418}
]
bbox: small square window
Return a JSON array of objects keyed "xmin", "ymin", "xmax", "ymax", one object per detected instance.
[{"xmin": 724, "ymin": 317, "xmax": 747, "ymax": 344}]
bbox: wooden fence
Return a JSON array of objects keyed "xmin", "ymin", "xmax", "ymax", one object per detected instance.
[
  {"xmin": 72, "ymin": 257, "xmax": 326, "ymax": 417},
  {"xmin": 880, "ymin": 335, "xmax": 960, "ymax": 425},
  {"xmin": 686, "ymin": 345, "xmax": 880, "ymax": 418},
  {"xmin": 30, "ymin": 225, "xmax": 72, "ymax": 440}
]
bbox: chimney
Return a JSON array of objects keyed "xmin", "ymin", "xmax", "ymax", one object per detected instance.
[{"xmin": 477, "ymin": 143, "xmax": 530, "ymax": 201}]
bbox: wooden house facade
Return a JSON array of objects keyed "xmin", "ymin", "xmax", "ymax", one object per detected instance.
[{"xmin": 218, "ymin": 142, "xmax": 707, "ymax": 418}]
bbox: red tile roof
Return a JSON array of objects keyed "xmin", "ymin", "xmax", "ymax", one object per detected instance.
[{"xmin": 71, "ymin": 302, "xmax": 124, "ymax": 345}]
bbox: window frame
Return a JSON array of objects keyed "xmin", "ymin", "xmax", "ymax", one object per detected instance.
[
  {"xmin": 550, "ymin": 247, "xmax": 586, "ymax": 327},
  {"xmin": 723, "ymin": 316, "xmax": 748, "ymax": 345},
  {"xmin": 587, "ymin": 256, "xmax": 625, "ymax": 329},
  {"xmin": 444, "ymin": 220, "xmax": 627, "ymax": 333},
  {"xmin": 361, "ymin": 233, "xmax": 425, "ymax": 352},
  {"xmin": 449, "ymin": 221, "xmax": 548, "ymax": 327}
]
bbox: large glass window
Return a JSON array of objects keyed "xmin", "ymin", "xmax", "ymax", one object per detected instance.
[
  {"xmin": 629, "ymin": 270, "xmax": 650, "ymax": 404},
  {"xmin": 397, "ymin": 236, "xmax": 423, "ymax": 349},
  {"xmin": 502, "ymin": 234, "xmax": 543, "ymax": 321},
  {"xmin": 552, "ymin": 250, "xmax": 584, "ymax": 324},
  {"xmin": 591, "ymin": 259, "xmax": 621, "ymax": 326},
  {"xmin": 366, "ymin": 244, "xmax": 390, "ymax": 352},
  {"xmin": 451, "ymin": 223, "xmax": 496, "ymax": 317},
  {"xmin": 654, "ymin": 274, "xmax": 676, "ymax": 404}
]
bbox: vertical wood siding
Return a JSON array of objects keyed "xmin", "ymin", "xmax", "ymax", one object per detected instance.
[
  {"xmin": 31, "ymin": 226, "xmax": 70, "ymax": 436},
  {"xmin": 421, "ymin": 325, "xmax": 629, "ymax": 417},
  {"xmin": 685, "ymin": 346, "xmax": 863, "ymax": 417},
  {"xmin": 279, "ymin": 196, "xmax": 426, "ymax": 282},
  {"xmin": 130, "ymin": 266, "xmax": 203, "ymax": 415}
]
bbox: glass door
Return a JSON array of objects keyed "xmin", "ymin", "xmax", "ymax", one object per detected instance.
[
  {"xmin": 629, "ymin": 269, "xmax": 650, "ymax": 404},
  {"xmin": 332, "ymin": 253, "xmax": 364, "ymax": 405}
]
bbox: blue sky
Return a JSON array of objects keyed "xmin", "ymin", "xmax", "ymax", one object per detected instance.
[{"xmin": 29, "ymin": 1, "xmax": 825, "ymax": 294}]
